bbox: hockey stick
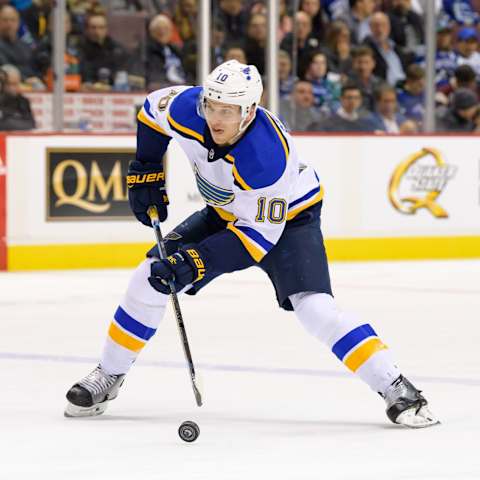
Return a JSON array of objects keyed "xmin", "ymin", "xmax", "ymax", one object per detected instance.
[{"xmin": 147, "ymin": 206, "xmax": 203, "ymax": 407}]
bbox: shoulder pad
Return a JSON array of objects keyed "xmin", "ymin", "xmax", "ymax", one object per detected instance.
[{"xmin": 229, "ymin": 109, "xmax": 289, "ymax": 190}]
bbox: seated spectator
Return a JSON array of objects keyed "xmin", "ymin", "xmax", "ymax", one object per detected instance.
[
  {"xmin": 300, "ymin": 0, "xmax": 327, "ymax": 41},
  {"xmin": 280, "ymin": 11, "xmax": 320, "ymax": 76},
  {"xmin": 224, "ymin": 45, "xmax": 247, "ymax": 63},
  {"xmin": 302, "ymin": 51, "xmax": 341, "ymax": 113},
  {"xmin": 279, "ymin": 49, "xmax": 295, "ymax": 99},
  {"xmin": 451, "ymin": 64, "xmax": 478, "ymax": 93},
  {"xmin": 438, "ymin": 64, "xmax": 478, "ymax": 103},
  {"xmin": 78, "ymin": 12, "xmax": 128, "ymax": 91},
  {"xmin": 436, "ymin": 87, "xmax": 478, "ymax": 131},
  {"xmin": 130, "ymin": 14, "xmax": 186, "ymax": 91},
  {"xmin": 456, "ymin": 27, "xmax": 480, "ymax": 76},
  {"xmin": 417, "ymin": 21, "xmax": 457, "ymax": 91},
  {"xmin": 388, "ymin": 0, "xmax": 424, "ymax": 55},
  {"xmin": 442, "ymin": 0, "xmax": 479, "ymax": 26},
  {"xmin": 20, "ymin": 0, "xmax": 52, "ymax": 44},
  {"xmin": 279, "ymin": 80, "xmax": 323, "ymax": 131},
  {"xmin": 323, "ymin": 20, "xmax": 353, "ymax": 74},
  {"xmin": 338, "ymin": 0, "xmax": 375, "ymax": 44},
  {"xmin": 347, "ymin": 45, "xmax": 382, "ymax": 111},
  {"xmin": 67, "ymin": 0, "xmax": 104, "ymax": 38},
  {"xmin": 370, "ymin": 83, "xmax": 407, "ymax": 133},
  {"xmin": 309, "ymin": 83, "xmax": 376, "ymax": 131},
  {"xmin": 0, "ymin": 64, "xmax": 35, "ymax": 130},
  {"xmin": 244, "ymin": 13, "xmax": 267, "ymax": 75},
  {"xmin": 173, "ymin": 0, "xmax": 197, "ymax": 43},
  {"xmin": 0, "ymin": 5, "xmax": 43, "ymax": 86},
  {"xmin": 34, "ymin": 11, "xmax": 81, "ymax": 91},
  {"xmin": 363, "ymin": 12, "xmax": 409, "ymax": 86},
  {"xmin": 397, "ymin": 64, "xmax": 425, "ymax": 123},
  {"xmin": 216, "ymin": 0, "xmax": 249, "ymax": 43}
]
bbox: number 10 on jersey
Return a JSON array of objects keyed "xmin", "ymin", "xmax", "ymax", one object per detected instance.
[{"xmin": 255, "ymin": 197, "xmax": 287, "ymax": 224}]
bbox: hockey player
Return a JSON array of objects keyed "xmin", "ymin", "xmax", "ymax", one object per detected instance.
[{"xmin": 65, "ymin": 60, "xmax": 439, "ymax": 428}]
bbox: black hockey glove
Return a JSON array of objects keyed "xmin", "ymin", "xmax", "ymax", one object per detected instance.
[
  {"xmin": 127, "ymin": 160, "xmax": 169, "ymax": 226},
  {"xmin": 148, "ymin": 245, "xmax": 207, "ymax": 294}
]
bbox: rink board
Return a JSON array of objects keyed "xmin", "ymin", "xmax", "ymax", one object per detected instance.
[{"xmin": 1, "ymin": 133, "xmax": 480, "ymax": 270}]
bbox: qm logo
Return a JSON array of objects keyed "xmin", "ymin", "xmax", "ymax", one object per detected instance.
[
  {"xmin": 388, "ymin": 147, "xmax": 457, "ymax": 218},
  {"xmin": 47, "ymin": 148, "xmax": 135, "ymax": 220}
]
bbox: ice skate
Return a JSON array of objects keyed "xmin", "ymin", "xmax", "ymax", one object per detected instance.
[
  {"xmin": 383, "ymin": 375, "xmax": 440, "ymax": 428},
  {"xmin": 64, "ymin": 365, "xmax": 125, "ymax": 418}
]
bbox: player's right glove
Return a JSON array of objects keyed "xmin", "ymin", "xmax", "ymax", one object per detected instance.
[
  {"xmin": 127, "ymin": 160, "xmax": 169, "ymax": 226},
  {"xmin": 148, "ymin": 245, "xmax": 207, "ymax": 294}
]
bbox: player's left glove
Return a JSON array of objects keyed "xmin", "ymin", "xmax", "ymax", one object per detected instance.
[{"xmin": 148, "ymin": 245, "xmax": 207, "ymax": 294}]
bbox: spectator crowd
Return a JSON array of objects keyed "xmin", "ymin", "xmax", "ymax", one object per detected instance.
[{"xmin": 1, "ymin": 0, "xmax": 480, "ymax": 132}]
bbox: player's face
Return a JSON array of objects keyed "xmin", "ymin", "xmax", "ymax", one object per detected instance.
[{"xmin": 204, "ymin": 99, "xmax": 243, "ymax": 145}]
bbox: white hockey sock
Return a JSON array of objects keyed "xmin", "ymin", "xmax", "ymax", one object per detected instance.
[
  {"xmin": 101, "ymin": 258, "xmax": 168, "ymax": 375},
  {"xmin": 290, "ymin": 292, "xmax": 400, "ymax": 395}
]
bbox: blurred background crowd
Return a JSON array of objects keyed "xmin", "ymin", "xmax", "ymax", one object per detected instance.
[{"xmin": 1, "ymin": 0, "xmax": 480, "ymax": 132}]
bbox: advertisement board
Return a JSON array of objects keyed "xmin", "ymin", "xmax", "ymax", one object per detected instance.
[
  {"xmin": 4, "ymin": 133, "xmax": 480, "ymax": 270},
  {"xmin": 46, "ymin": 148, "xmax": 135, "ymax": 221}
]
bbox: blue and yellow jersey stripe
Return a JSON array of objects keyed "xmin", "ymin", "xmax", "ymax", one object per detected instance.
[
  {"xmin": 332, "ymin": 324, "xmax": 387, "ymax": 372},
  {"xmin": 137, "ymin": 99, "xmax": 170, "ymax": 136},
  {"xmin": 167, "ymin": 113, "xmax": 204, "ymax": 143},
  {"xmin": 167, "ymin": 86, "xmax": 205, "ymax": 144},
  {"xmin": 264, "ymin": 111, "xmax": 290, "ymax": 159},
  {"xmin": 229, "ymin": 109, "xmax": 289, "ymax": 190},
  {"xmin": 287, "ymin": 185, "xmax": 324, "ymax": 220},
  {"xmin": 227, "ymin": 223, "xmax": 274, "ymax": 262}
]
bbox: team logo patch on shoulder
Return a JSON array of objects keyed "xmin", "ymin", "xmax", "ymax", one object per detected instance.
[{"xmin": 158, "ymin": 90, "xmax": 178, "ymax": 111}]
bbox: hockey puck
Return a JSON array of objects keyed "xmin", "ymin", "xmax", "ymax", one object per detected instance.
[{"xmin": 178, "ymin": 420, "xmax": 200, "ymax": 442}]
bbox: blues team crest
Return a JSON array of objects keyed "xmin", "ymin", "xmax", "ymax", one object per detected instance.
[{"xmin": 194, "ymin": 165, "xmax": 235, "ymax": 206}]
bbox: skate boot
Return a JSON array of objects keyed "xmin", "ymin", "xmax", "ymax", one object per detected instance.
[
  {"xmin": 383, "ymin": 375, "xmax": 440, "ymax": 428},
  {"xmin": 64, "ymin": 365, "xmax": 125, "ymax": 417}
]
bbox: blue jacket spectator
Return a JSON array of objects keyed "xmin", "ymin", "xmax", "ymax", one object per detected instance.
[
  {"xmin": 417, "ymin": 22, "xmax": 457, "ymax": 90},
  {"xmin": 456, "ymin": 27, "xmax": 480, "ymax": 76},
  {"xmin": 397, "ymin": 64, "xmax": 425, "ymax": 124}
]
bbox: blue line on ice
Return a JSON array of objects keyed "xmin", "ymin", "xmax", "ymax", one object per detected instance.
[{"xmin": 1, "ymin": 351, "xmax": 479, "ymax": 387}]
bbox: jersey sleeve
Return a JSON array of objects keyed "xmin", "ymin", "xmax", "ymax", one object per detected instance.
[{"xmin": 135, "ymin": 87, "xmax": 191, "ymax": 164}]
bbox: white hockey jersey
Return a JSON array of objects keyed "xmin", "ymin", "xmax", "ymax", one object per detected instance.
[{"xmin": 137, "ymin": 85, "xmax": 323, "ymax": 263}]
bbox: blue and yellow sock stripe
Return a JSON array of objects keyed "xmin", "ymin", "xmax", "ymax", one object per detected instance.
[
  {"xmin": 332, "ymin": 324, "xmax": 387, "ymax": 372},
  {"xmin": 108, "ymin": 306, "xmax": 157, "ymax": 353}
]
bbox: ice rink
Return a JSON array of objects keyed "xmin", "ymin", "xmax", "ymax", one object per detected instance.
[{"xmin": 0, "ymin": 259, "xmax": 479, "ymax": 480}]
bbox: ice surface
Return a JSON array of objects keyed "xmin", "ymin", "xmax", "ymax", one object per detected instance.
[{"xmin": 1, "ymin": 260, "xmax": 479, "ymax": 480}]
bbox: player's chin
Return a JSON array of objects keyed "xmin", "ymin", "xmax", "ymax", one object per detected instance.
[{"xmin": 211, "ymin": 132, "xmax": 226, "ymax": 143}]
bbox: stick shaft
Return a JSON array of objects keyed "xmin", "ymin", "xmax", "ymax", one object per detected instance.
[{"xmin": 148, "ymin": 207, "xmax": 203, "ymax": 407}]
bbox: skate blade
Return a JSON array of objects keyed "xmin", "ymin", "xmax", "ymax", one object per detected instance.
[
  {"xmin": 396, "ymin": 406, "xmax": 441, "ymax": 429},
  {"xmin": 64, "ymin": 401, "xmax": 108, "ymax": 418}
]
